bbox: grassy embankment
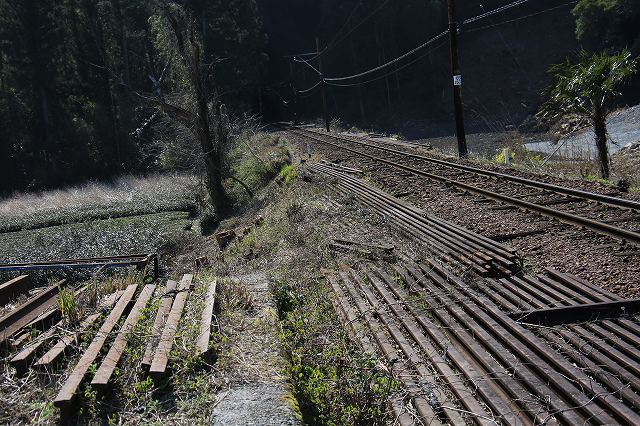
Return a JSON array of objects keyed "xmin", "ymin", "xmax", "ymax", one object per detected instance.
[
  {"xmin": 214, "ymin": 165, "xmax": 400, "ymax": 425},
  {"xmin": 0, "ymin": 132, "xmax": 295, "ymax": 424}
]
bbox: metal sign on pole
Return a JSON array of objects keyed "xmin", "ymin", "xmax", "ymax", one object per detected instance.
[
  {"xmin": 316, "ymin": 37, "xmax": 330, "ymax": 133},
  {"xmin": 447, "ymin": 0, "xmax": 468, "ymax": 157},
  {"xmin": 290, "ymin": 61, "xmax": 299, "ymax": 124}
]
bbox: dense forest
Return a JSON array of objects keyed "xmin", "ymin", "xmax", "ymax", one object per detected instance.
[
  {"xmin": 1, "ymin": 0, "xmax": 639, "ymax": 194},
  {"xmin": 0, "ymin": 0, "xmax": 264, "ymax": 194},
  {"xmin": 259, "ymin": 0, "xmax": 640, "ymax": 130}
]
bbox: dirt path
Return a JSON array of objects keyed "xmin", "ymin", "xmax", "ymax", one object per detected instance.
[{"xmin": 212, "ymin": 272, "xmax": 301, "ymax": 426}]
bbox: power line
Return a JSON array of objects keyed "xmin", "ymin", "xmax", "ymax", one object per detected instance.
[
  {"xmin": 281, "ymin": 0, "xmax": 576, "ymax": 110},
  {"xmin": 322, "ymin": 0, "xmax": 560, "ymax": 83},
  {"xmin": 464, "ymin": 1, "xmax": 578, "ymax": 33},
  {"xmin": 293, "ymin": 56, "xmax": 321, "ymax": 76},
  {"xmin": 314, "ymin": 1, "xmax": 363, "ymax": 59},
  {"xmin": 281, "ymin": 0, "xmax": 393, "ymax": 89},
  {"xmin": 325, "ymin": 39, "xmax": 449, "ymax": 88},
  {"xmin": 265, "ymin": 87, "xmax": 291, "ymax": 106},
  {"xmin": 324, "ymin": 30, "xmax": 449, "ymax": 82},
  {"xmin": 309, "ymin": 0, "xmax": 393, "ymax": 62},
  {"xmin": 461, "ymin": 0, "xmax": 530, "ymax": 25},
  {"xmin": 298, "ymin": 80, "xmax": 323, "ymax": 94}
]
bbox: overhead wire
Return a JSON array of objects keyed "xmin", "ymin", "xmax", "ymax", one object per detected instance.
[
  {"xmin": 293, "ymin": 56, "xmax": 322, "ymax": 76},
  {"xmin": 280, "ymin": 0, "xmax": 393, "ymax": 91},
  {"xmin": 461, "ymin": 0, "xmax": 530, "ymax": 25},
  {"xmin": 463, "ymin": 1, "xmax": 578, "ymax": 34},
  {"xmin": 280, "ymin": 0, "xmax": 576, "ymax": 110},
  {"xmin": 325, "ymin": 39, "xmax": 450, "ymax": 88},
  {"xmin": 298, "ymin": 80, "xmax": 323, "ymax": 94},
  {"xmin": 308, "ymin": 0, "xmax": 393, "ymax": 62},
  {"xmin": 313, "ymin": 1, "xmax": 364, "ymax": 59},
  {"xmin": 324, "ymin": 30, "xmax": 449, "ymax": 82},
  {"xmin": 322, "ymin": 0, "xmax": 564, "ymax": 84},
  {"xmin": 265, "ymin": 87, "xmax": 291, "ymax": 106}
]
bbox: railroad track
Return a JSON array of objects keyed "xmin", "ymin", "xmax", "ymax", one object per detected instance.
[
  {"xmin": 310, "ymin": 162, "xmax": 519, "ymax": 277},
  {"xmin": 311, "ymin": 162, "xmax": 640, "ymax": 424},
  {"xmin": 332, "ymin": 259, "xmax": 640, "ymax": 425},
  {"xmin": 284, "ymin": 125, "xmax": 640, "ymax": 247}
]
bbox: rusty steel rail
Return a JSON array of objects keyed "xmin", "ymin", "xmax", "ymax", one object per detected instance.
[
  {"xmin": 291, "ymin": 125, "xmax": 640, "ymax": 210},
  {"xmin": 0, "ymin": 253, "xmax": 159, "ymax": 275},
  {"xmin": 510, "ymin": 299, "xmax": 640, "ymax": 325},
  {"xmin": 287, "ymin": 126, "xmax": 640, "ymax": 246},
  {"xmin": 0, "ymin": 254, "xmax": 160, "ymax": 283},
  {"xmin": 332, "ymin": 260, "xmax": 640, "ymax": 425},
  {"xmin": 308, "ymin": 153, "xmax": 640, "ymax": 423},
  {"xmin": 0, "ymin": 275, "xmax": 33, "ymax": 305},
  {"xmin": 0, "ymin": 280, "xmax": 68, "ymax": 349},
  {"xmin": 310, "ymin": 163, "xmax": 519, "ymax": 277}
]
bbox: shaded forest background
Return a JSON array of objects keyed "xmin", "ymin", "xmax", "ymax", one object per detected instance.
[{"xmin": 1, "ymin": 0, "xmax": 639, "ymax": 195}]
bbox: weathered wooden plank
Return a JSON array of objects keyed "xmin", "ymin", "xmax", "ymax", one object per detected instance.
[
  {"xmin": 195, "ymin": 280, "xmax": 217, "ymax": 355},
  {"xmin": 53, "ymin": 285, "xmax": 137, "ymax": 408},
  {"xmin": 141, "ymin": 280, "xmax": 178, "ymax": 369},
  {"xmin": 11, "ymin": 331, "xmax": 32, "ymax": 349},
  {"xmin": 91, "ymin": 285, "xmax": 156, "ymax": 389},
  {"xmin": 12, "ymin": 291, "xmax": 119, "ymax": 372},
  {"xmin": 0, "ymin": 275, "xmax": 32, "ymax": 305},
  {"xmin": 0, "ymin": 280, "xmax": 66, "ymax": 347},
  {"xmin": 148, "ymin": 275, "xmax": 193, "ymax": 380},
  {"xmin": 34, "ymin": 291, "xmax": 122, "ymax": 369}
]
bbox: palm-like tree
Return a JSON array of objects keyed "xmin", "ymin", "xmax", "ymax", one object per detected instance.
[{"xmin": 538, "ymin": 49, "xmax": 637, "ymax": 179}]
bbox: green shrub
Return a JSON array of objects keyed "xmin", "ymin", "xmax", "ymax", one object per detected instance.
[
  {"xmin": 275, "ymin": 280, "xmax": 397, "ymax": 425},
  {"xmin": 278, "ymin": 165, "xmax": 297, "ymax": 185},
  {"xmin": 58, "ymin": 284, "xmax": 80, "ymax": 324}
]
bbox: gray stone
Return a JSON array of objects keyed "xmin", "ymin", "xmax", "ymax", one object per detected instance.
[{"xmin": 213, "ymin": 384, "xmax": 300, "ymax": 426}]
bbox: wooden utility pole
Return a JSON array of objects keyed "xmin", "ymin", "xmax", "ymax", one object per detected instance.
[
  {"xmin": 447, "ymin": 0, "xmax": 468, "ymax": 157},
  {"xmin": 316, "ymin": 37, "xmax": 330, "ymax": 132},
  {"xmin": 290, "ymin": 61, "xmax": 299, "ymax": 124}
]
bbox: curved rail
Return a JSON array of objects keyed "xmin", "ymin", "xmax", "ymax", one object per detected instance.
[
  {"xmin": 290, "ymin": 125, "xmax": 640, "ymax": 211},
  {"xmin": 285, "ymin": 126, "xmax": 640, "ymax": 246}
]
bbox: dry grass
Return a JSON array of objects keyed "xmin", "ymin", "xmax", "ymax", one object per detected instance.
[
  {"xmin": 0, "ymin": 174, "xmax": 198, "ymax": 233},
  {"xmin": 0, "ymin": 272, "xmax": 146, "ymax": 425},
  {"xmin": 213, "ymin": 172, "xmax": 406, "ymax": 425}
]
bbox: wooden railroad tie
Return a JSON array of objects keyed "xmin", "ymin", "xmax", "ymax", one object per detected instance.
[
  {"xmin": 13, "ymin": 290, "xmax": 121, "ymax": 374},
  {"xmin": 0, "ymin": 272, "xmax": 221, "ymax": 418},
  {"xmin": 34, "ymin": 290, "xmax": 123, "ymax": 369},
  {"xmin": 196, "ymin": 280, "xmax": 217, "ymax": 356},
  {"xmin": 54, "ymin": 285, "xmax": 138, "ymax": 409},
  {"xmin": 148, "ymin": 274, "xmax": 193, "ymax": 380},
  {"xmin": 141, "ymin": 280, "xmax": 178, "ymax": 369},
  {"xmin": 90, "ymin": 284, "xmax": 156, "ymax": 391}
]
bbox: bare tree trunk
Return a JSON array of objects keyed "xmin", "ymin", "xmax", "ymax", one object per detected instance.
[
  {"xmin": 113, "ymin": 0, "xmax": 131, "ymax": 87},
  {"xmin": 165, "ymin": 5, "xmax": 228, "ymax": 212},
  {"xmin": 592, "ymin": 102, "xmax": 610, "ymax": 179}
]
